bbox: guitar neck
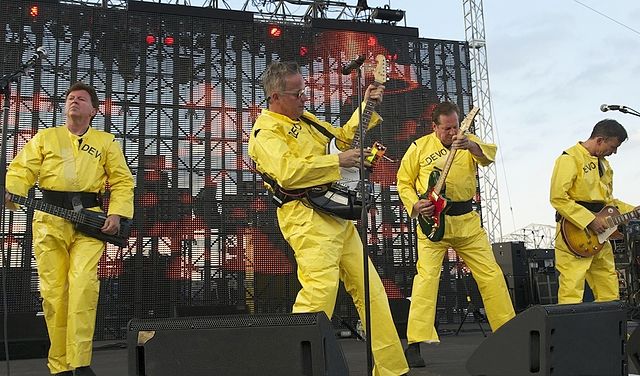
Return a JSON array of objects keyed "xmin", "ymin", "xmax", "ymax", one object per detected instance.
[
  {"xmin": 9, "ymin": 193, "xmax": 82, "ymax": 223},
  {"xmin": 432, "ymin": 132, "xmax": 463, "ymax": 195},
  {"xmin": 351, "ymin": 83, "xmax": 381, "ymax": 148},
  {"xmin": 607, "ymin": 208, "xmax": 640, "ymax": 228}
]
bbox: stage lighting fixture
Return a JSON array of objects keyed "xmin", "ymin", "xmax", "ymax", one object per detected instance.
[
  {"xmin": 371, "ymin": 6, "xmax": 404, "ymax": 22},
  {"xmin": 164, "ymin": 36, "xmax": 175, "ymax": 46},
  {"xmin": 29, "ymin": 5, "xmax": 39, "ymax": 17},
  {"xmin": 268, "ymin": 25, "xmax": 283, "ymax": 38},
  {"xmin": 145, "ymin": 34, "xmax": 156, "ymax": 45}
]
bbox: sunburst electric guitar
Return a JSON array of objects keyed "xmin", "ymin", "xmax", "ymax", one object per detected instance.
[
  {"xmin": 306, "ymin": 55, "xmax": 388, "ymax": 220},
  {"xmin": 561, "ymin": 206, "xmax": 640, "ymax": 257},
  {"xmin": 417, "ymin": 107, "xmax": 480, "ymax": 241}
]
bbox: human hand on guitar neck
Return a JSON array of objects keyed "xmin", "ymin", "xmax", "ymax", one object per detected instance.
[
  {"xmin": 451, "ymin": 134, "xmax": 483, "ymax": 157},
  {"xmin": 364, "ymin": 84, "xmax": 384, "ymax": 105}
]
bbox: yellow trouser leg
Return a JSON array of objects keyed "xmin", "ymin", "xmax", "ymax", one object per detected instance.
[{"xmin": 33, "ymin": 213, "xmax": 104, "ymax": 374}]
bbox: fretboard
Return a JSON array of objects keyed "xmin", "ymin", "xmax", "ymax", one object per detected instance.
[{"xmin": 9, "ymin": 193, "xmax": 84, "ymax": 224}]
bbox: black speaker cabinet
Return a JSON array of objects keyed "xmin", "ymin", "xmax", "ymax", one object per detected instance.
[
  {"xmin": 492, "ymin": 241, "xmax": 528, "ymax": 276},
  {"xmin": 128, "ymin": 312, "xmax": 349, "ymax": 376},
  {"xmin": 0, "ymin": 311, "xmax": 49, "ymax": 360},
  {"xmin": 467, "ymin": 301, "xmax": 627, "ymax": 376},
  {"xmin": 628, "ymin": 325, "xmax": 640, "ymax": 372}
]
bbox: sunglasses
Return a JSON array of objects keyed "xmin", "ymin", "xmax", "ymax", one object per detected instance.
[{"xmin": 279, "ymin": 86, "xmax": 309, "ymax": 99}]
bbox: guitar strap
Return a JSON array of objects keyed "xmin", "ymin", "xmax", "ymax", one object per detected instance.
[{"xmin": 300, "ymin": 115, "xmax": 335, "ymax": 141}]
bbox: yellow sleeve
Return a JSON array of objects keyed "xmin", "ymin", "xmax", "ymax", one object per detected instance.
[
  {"xmin": 249, "ymin": 128, "xmax": 341, "ymax": 190},
  {"xmin": 397, "ymin": 142, "xmax": 421, "ymax": 218},
  {"xmin": 104, "ymin": 138, "xmax": 134, "ymax": 219},
  {"xmin": 550, "ymin": 154, "xmax": 594, "ymax": 229},
  {"xmin": 5, "ymin": 132, "xmax": 44, "ymax": 209},
  {"xmin": 468, "ymin": 134, "xmax": 496, "ymax": 166}
]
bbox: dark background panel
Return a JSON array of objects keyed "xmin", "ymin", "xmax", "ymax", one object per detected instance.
[{"xmin": 0, "ymin": 1, "xmax": 476, "ymax": 340}]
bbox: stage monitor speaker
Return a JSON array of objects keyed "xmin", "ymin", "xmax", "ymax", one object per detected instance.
[
  {"xmin": 492, "ymin": 241, "xmax": 528, "ymax": 276},
  {"xmin": 466, "ymin": 301, "xmax": 627, "ymax": 376},
  {"xmin": 504, "ymin": 275, "xmax": 530, "ymax": 312},
  {"xmin": 0, "ymin": 311, "xmax": 49, "ymax": 360},
  {"xmin": 127, "ymin": 312, "xmax": 349, "ymax": 376},
  {"xmin": 628, "ymin": 325, "xmax": 640, "ymax": 372}
]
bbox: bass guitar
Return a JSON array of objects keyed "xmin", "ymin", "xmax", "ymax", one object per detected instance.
[
  {"xmin": 417, "ymin": 106, "xmax": 480, "ymax": 241},
  {"xmin": 306, "ymin": 54, "xmax": 388, "ymax": 220},
  {"xmin": 561, "ymin": 206, "xmax": 640, "ymax": 257},
  {"xmin": 7, "ymin": 192, "xmax": 132, "ymax": 247}
]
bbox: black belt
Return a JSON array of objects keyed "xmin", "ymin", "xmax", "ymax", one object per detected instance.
[
  {"xmin": 259, "ymin": 174, "xmax": 305, "ymax": 208},
  {"xmin": 576, "ymin": 201, "xmax": 605, "ymax": 212},
  {"xmin": 446, "ymin": 200, "xmax": 473, "ymax": 216},
  {"xmin": 41, "ymin": 189, "xmax": 102, "ymax": 211},
  {"xmin": 555, "ymin": 201, "xmax": 605, "ymax": 222}
]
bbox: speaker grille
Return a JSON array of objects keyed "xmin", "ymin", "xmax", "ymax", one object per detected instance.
[{"xmin": 128, "ymin": 312, "xmax": 320, "ymax": 331}]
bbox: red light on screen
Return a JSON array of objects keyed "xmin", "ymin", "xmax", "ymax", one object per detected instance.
[
  {"xmin": 164, "ymin": 36, "xmax": 175, "ymax": 46},
  {"xmin": 367, "ymin": 35, "xmax": 378, "ymax": 47},
  {"xmin": 145, "ymin": 34, "xmax": 156, "ymax": 45},
  {"xmin": 268, "ymin": 25, "xmax": 282, "ymax": 38},
  {"xmin": 299, "ymin": 46, "xmax": 308, "ymax": 57},
  {"xmin": 29, "ymin": 5, "xmax": 39, "ymax": 17}
]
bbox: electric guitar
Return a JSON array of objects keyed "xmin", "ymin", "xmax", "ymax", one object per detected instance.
[
  {"xmin": 561, "ymin": 206, "xmax": 640, "ymax": 257},
  {"xmin": 306, "ymin": 55, "xmax": 388, "ymax": 220},
  {"xmin": 417, "ymin": 106, "xmax": 480, "ymax": 241},
  {"xmin": 7, "ymin": 192, "xmax": 132, "ymax": 247}
]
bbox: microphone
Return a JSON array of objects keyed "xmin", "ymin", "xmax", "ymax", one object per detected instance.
[
  {"xmin": 600, "ymin": 104, "xmax": 626, "ymax": 112},
  {"xmin": 22, "ymin": 46, "xmax": 48, "ymax": 70},
  {"xmin": 341, "ymin": 55, "xmax": 366, "ymax": 75}
]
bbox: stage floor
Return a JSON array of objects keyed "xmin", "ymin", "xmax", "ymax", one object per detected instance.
[{"xmin": 2, "ymin": 327, "xmax": 638, "ymax": 376}]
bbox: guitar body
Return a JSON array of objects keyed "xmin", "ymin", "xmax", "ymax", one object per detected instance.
[
  {"xmin": 74, "ymin": 209, "xmax": 133, "ymax": 247},
  {"xmin": 417, "ymin": 170, "xmax": 450, "ymax": 241},
  {"xmin": 560, "ymin": 206, "xmax": 622, "ymax": 257}
]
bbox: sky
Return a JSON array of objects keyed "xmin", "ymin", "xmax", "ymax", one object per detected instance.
[{"xmin": 191, "ymin": 0, "xmax": 640, "ymax": 237}]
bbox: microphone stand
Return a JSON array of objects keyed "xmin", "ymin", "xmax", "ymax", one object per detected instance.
[
  {"xmin": 620, "ymin": 106, "xmax": 640, "ymax": 118},
  {"xmin": 354, "ymin": 65, "xmax": 374, "ymax": 375},
  {"xmin": 0, "ymin": 64, "xmax": 33, "ymax": 375}
]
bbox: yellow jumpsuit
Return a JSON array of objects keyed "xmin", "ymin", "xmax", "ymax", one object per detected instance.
[
  {"xmin": 397, "ymin": 133, "xmax": 515, "ymax": 344},
  {"xmin": 550, "ymin": 142, "xmax": 633, "ymax": 303},
  {"xmin": 248, "ymin": 109, "xmax": 409, "ymax": 376},
  {"xmin": 6, "ymin": 126, "xmax": 134, "ymax": 374}
]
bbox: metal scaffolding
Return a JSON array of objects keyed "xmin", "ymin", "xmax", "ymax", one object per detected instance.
[{"xmin": 463, "ymin": 0, "xmax": 502, "ymax": 243}]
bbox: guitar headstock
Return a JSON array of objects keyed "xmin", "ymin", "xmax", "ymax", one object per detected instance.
[
  {"xmin": 459, "ymin": 106, "xmax": 480, "ymax": 133},
  {"xmin": 373, "ymin": 55, "xmax": 388, "ymax": 85}
]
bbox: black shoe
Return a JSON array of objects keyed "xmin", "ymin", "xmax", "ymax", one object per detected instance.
[
  {"xmin": 53, "ymin": 372, "xmax": 73, "ymax": 376},
  {"xmin": 74, "ymin": 366, "xmax": 96, "ymax": 376},
  {"xmin": 404, "ymin": 342, "xmax": 426, "ymax": 368}
]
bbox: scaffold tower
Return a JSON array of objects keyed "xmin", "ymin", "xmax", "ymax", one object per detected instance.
[{"xmin": 463, "ymin": 0, "xmax": 502, "ymax": 243}]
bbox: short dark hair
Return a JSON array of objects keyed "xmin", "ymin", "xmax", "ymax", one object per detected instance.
[
  {"xmin": 65, "ymin": 82, "xmax": 99, "ymax": 109},
  {"xmin": 589, "ymin": 119, "xmax": 628, "ymax": 142},
  {"xmin": 432, "ymin": 102, "xmax": 459, "ymax": 125}
]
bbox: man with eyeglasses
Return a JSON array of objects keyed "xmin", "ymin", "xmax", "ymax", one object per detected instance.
[{"xmin": 248, "ymin": 61, "xmax": 409, "ymax": 376}]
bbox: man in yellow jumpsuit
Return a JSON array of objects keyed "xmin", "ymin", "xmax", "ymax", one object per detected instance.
[
  {"xmin": 397, "ymin": 102, "xmax": 515, "ymax": 367},
  {"xmin": 550, "ymin": 119, "xmax": 637, "ymax": 304},
  {"xmin": 4, "ymin": 82, "xmax": 134, "ymax": 376},
  {"xmin": 248, "ymin": 61, "xmax": 409, "ymax": 376}
]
